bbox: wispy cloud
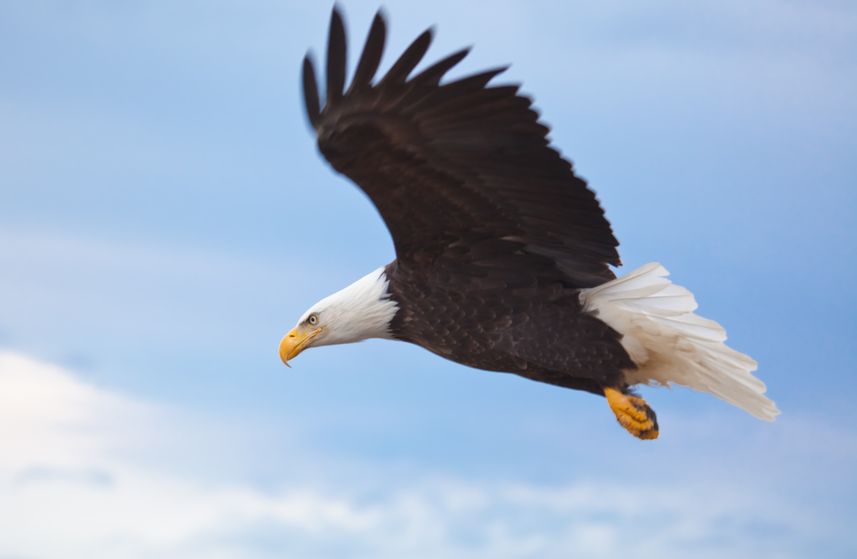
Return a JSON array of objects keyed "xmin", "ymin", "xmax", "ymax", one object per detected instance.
[{"xmin": 0, "ymin": 350, "xmax": 852, "ymax": 559}]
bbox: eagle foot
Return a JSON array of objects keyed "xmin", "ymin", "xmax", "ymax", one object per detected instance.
[{"xmin": 604, "ymin": 387, "xmax": 659, "ymax": 440}]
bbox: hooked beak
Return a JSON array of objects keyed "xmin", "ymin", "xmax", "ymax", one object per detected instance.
[{"xmin": 279, "ymin": 326, "xmax": 323, "ymax": 367}]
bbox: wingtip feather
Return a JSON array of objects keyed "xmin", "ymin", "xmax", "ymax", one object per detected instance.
[
  {"xmin": 326, "ymin": 5, "xmax": 347, "ymax": 105},
  {"xmin": 302, "ymin": 53, "xmax": 321, "ymax": 128},
  {"xmin": 381, "ymin": 27, "xmax": 434, "ymax": 85},
  {"xmin": 411, "ymin": 47, "xmax": 470, "ymax": 85},
  {"xmin": 349, "ymin": 9, "xmax": 388, "ymax": 92}
]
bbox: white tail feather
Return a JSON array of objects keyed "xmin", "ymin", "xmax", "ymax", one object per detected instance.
[{"xmin": 580, "ymin": 263, "xmax": 779, "ymax": 421}]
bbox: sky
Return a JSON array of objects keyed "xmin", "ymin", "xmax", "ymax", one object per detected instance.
[{"xmin": 1, "ymin": 1, "xmax": 856, "ymax": 557}]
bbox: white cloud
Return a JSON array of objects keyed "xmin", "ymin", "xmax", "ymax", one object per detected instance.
[{"xmin": 0, "ymin": 350, "xmax": 850, "ymax": 559}]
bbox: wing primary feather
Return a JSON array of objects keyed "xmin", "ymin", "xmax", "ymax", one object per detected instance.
[
  {"xmin": 407, "ymin": 66, "xmax": 511, "ymax": 112},
  {"xmin": 349, "ymin": 10, "xmax": 387, "ymax": 93},
  {"xmin": 411, "ymin": 47, "xmax": 470, "ymax": 86},
  {"xmin": 445, "ymin": 66, "xmax": 510, "ymax": 91},
  {"xmin": 302, "ymin": 53, "xmax": 321, "ymax": 128},
  {"xmin": 381, "ymin": 27, "xmax": 433, "ymax": 84},
  {"xmin": 326, "ymin": 6, "xmax": 347, "ymax": 105}
]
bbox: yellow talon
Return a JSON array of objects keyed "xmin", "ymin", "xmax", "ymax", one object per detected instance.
[{"xmin": 604, "ymin": 387, "xmax": 659, "ymax": 440}]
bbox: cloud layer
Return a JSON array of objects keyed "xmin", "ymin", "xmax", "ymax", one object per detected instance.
[{"xmin": 1, "ymin": 351, "xmax": 852, "ymax": 559}]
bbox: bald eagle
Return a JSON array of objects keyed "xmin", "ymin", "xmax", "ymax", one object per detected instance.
[{"xmin": 279, "ymin": 8, "xmax": 778, "ymax": 439}]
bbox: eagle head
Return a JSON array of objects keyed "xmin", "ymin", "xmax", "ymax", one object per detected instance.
[{"xmin": 279, "ymin": 267, "xmax": 399, "ymax": 366}]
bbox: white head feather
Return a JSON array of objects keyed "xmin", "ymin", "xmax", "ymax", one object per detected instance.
[{"xmin": 295, "ymin": 267, "xmax": 399, "ymax": 347}]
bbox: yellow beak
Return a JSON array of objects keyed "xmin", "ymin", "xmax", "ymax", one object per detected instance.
[{"xmin": 278, "ymin": 326, "xmax": 323, "ymax": 367}]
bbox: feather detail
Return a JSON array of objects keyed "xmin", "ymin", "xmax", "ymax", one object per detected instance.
[
  {"xmin": 302, "ymin": 54, "xmax": 321, "ymax": 128},
  {"xmin": 348, "ymin": 11, "xmax": 386, "ymax": 94},
  {"xmin": 325, "ymin": 7, "xmax": 347, "ymax": 106}
]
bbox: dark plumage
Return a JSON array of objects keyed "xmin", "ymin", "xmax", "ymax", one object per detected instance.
[
  {"xmin": 304, "ymin": 8, "xmax": 632, "ymax": 392},
  {"xmin": 385, "ymin": 261, "xmax": 634, "ymax": 396},
  {"xmin": 305, "ymin": 11, "xmax": 620, "ymax": 287}
]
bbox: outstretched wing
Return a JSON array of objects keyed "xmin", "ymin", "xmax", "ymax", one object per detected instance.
[{"xmin": 303, "ymin": 8, "xmax": 620, "ymax": 287}]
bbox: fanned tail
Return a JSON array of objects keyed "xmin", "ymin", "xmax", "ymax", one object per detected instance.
[{"xmin": 580, "ymin": 263, "xmax": 779, "ymax": 421}]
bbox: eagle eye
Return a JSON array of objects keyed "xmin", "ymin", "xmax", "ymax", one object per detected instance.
[{"xmin": 307, "ymin": 313, "xmax": 319, "ymax": 326}]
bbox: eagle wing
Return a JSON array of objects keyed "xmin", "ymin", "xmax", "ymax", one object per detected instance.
[{"xmin": 303, "ymin": 9, "xmax": 620, "ymax": 287}]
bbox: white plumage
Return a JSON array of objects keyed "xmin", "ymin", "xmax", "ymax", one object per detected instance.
[
  {"xmin": 581, "ymin": 263, "xmax": 779, "ymax": 421},
  {"xmin": 296, "ymin": 267, "xmax": 399, "ymax": 347}
]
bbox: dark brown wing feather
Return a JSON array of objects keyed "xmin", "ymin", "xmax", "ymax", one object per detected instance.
[{"xmin": 304, "ymin": 7, "xmax": 620, "ymax": 287}]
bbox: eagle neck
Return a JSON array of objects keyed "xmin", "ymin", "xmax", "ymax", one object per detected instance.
[{"xmin": 383, "ymin": 260, "xmax": 409, "ymax": 340}]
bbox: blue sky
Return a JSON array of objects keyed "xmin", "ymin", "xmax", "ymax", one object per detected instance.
[{"xmin": 1, "ymin": 1, "xmax": 856, "ymax": 557}]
